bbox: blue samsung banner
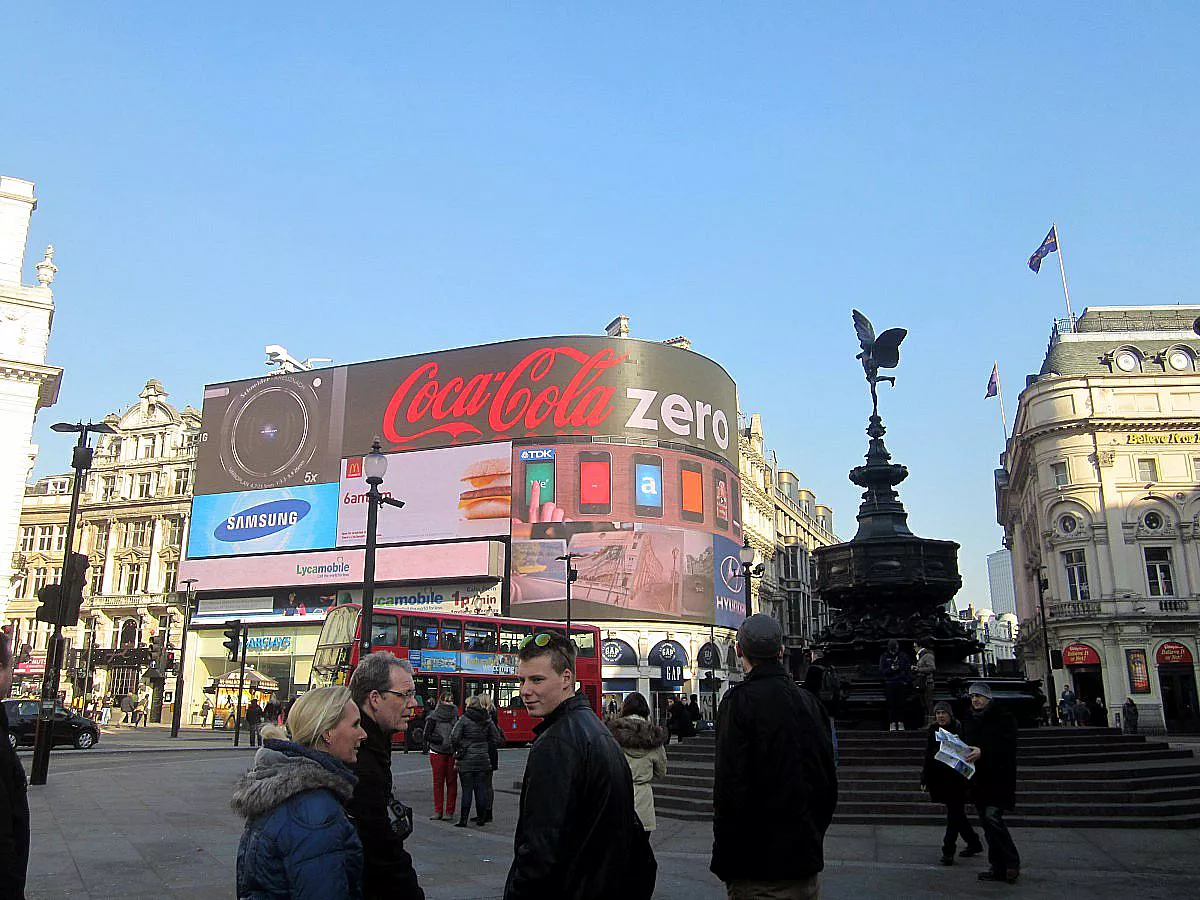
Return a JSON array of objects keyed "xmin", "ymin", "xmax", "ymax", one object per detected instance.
[{"xmin": 187, "ymin": 483, "xmax": 340, "ymax": 558}]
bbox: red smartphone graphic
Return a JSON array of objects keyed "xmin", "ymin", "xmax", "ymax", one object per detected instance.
[
  {"xmin": 680, "ymin": 461, "xmax": 704, "ymax": 523},
  {"xmin": 714, "ymin": 469, "xmax": 729, "ymax": 531},
  {"xmin": 578, "ymin": 450, "xmax": 612, "ymax": 514}
]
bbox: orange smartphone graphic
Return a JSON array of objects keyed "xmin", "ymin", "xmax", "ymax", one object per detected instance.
[
  {"xmin": 578, "ymin": 450, "xmax": 612, "ymax": 515},
  {"xmin": 680, "ymin": 461, "xmax": 704, "ymax": 523}
]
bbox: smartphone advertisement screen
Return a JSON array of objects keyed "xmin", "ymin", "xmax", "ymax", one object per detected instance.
[
  {"xmin": 633, "ymin": 454, "xmax": 664, "ymax": 517},
  {"xmin": 578, "ymin": 451, "xmax": 612, "ymax": 514},
  {"xmin": 680, "ymin": 462, "xmax": 704, "ymax": 523}
]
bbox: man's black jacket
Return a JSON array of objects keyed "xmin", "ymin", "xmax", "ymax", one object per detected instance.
[
  {"xmin": 0, "ymin": 715, "xmax": 29, "ymax": 900},
  {"xmin": 711, "ymin": 660, "xmax": 838, "ymax": 883},
  {"xmin": 959, "ymin": 701, "xmax": 1018, "ymax": 811},
  {"xmin": 504, "ymin": 692, "xmax": 651, "ymax": 900},
  {"xmin": 347, "ymin": 712, "xmax": 423, "ymax": 900}
]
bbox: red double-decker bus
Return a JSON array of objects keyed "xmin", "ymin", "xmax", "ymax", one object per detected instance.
[{"xmin": 311, "ymin": 604, "xmax": 601, "ymax": 744}]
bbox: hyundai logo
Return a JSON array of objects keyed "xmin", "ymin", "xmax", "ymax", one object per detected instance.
[
  {"xmin": 719, "ymin": 555, "xmax": 744, "ymax": 593},
  {"xmin": 215, "ymin": 499, "xmax": 311, "ymax": 542}
]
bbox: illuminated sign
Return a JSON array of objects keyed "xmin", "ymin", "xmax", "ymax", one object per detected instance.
[
  {"xmin": 246, "ymin": 636, "xmax": 293, "ymax": 653},
  {"xmin": 1062, "ymin": 642, "xmax": 1101, "ymax": 666},
  {"xmin": 188, "ymin": 484, "xmax": 339, "ymax": 558}
]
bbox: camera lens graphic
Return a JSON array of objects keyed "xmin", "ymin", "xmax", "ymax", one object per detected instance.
[{"xmin": 219, "ymin": 377, "xmax": 322, "ymax": 489}]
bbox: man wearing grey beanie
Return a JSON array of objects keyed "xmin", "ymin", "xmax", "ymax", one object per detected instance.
[{"xmin": 960, "ymin": 682, "xmax": 1020, "ymax": 884}]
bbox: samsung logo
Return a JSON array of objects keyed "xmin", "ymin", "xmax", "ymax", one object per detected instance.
[{"xmin": 215, "ymin": 499, "xmax": 311, "ymax": 542}]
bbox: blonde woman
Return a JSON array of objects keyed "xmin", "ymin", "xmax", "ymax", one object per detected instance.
[
  {"xmin": 450, "ymin": 694, "xmax": 504, "ymax": 826},
  {"xmin": 231, "ymin": 686, "xmax": 367, "ymax": 899}
]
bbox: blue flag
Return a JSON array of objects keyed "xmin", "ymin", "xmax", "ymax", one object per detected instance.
[
  {"xmin": 1028, "ymin": 226, "xmax": 1058, "ymax": 273},
  {"xmin": 985, "ymin": 363, "xmax": 999, "ymax": 399}
]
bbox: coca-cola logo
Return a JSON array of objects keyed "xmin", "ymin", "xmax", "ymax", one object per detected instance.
[{"xmin": 381, "ymin": 345, "xmax": 628, "ymax": 445}]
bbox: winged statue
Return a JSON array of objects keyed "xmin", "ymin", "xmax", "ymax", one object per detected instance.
[{"xmin": 852, "ymin": 309, "xmax": 907, "ymax": 418}]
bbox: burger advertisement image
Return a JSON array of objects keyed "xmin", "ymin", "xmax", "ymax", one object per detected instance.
[{"xmin": 336, "ymin": 443, "xmax": 513, "ymax": 546}]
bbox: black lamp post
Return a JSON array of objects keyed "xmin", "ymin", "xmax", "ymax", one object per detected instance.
[
  {"xmin": 30, "ymin": 420, "xmax": 115, "ymax": 786},
  {"xmin": 737, "ymin": 537, "xmax": 764, "ymax": 619},
  {"xmin": 556, "ymin": 553, "xmax": 579, "ymax": 645},
  {"xmin": 170, "ymin": 578, "xmax": 198, "ymax": 738},
  {"xmin": 360, "ymin": 440, "xmax": 404, "ymax": 657},
  {"xmin": 1037, "ymin": 567, "xmax": 1059, "ymax": 726}
]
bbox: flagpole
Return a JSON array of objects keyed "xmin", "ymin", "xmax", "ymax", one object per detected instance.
[
  {"xmin": 995, "ymin": 361, "xmax": 1009, "ymax": 441},
  {"xmin": 1052, "ymin": 221, "xmax": 1074, "ymax": 329}
]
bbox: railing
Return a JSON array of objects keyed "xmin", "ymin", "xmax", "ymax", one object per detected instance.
[
  {"xmin": 85, "ymin": 592, "xmax": 180, "ymax": 610},
  {"xmin": 1047, "ymin": 596, "xmax": 1192, "ymax": 620}
]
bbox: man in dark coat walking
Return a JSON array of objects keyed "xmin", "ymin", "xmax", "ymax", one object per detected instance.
[
  {"xmin": 960, "ymin": 682, "xmax": 1020, "ymax": 884},
  {"xmin": 504, "ymin": 632, "xmax": 653, "ymax": 899},
  {"xmin": 712, "ymin": 614, "xmax": 838, "ymax": 899},
  {"xmin": 244, "ymin": 698, "xmax": 263, "ymax": 747},
  {"xmin": 347, "ymin": 652, "xmax": 425, "ymax": 900},
  {"xmin": 0, "ymin": 632, "xmax": 29, "ymax": 900}
]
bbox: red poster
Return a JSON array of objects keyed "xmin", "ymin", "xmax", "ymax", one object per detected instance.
[{"xmin": 1126, "ymin": 649, "xmax": 1151, "ymax": 694}]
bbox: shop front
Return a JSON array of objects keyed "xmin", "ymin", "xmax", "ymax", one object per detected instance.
[
  {"xmin": 1156, "ymin": 642, "xmax": 1199, "ymax": 734},
  {"xmin": 1063, "ymin": 641, "xmax": 1106, "ymax": 716}
]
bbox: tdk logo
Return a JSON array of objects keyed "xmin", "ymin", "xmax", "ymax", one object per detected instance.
[
  {"xmin": 215, "ymin": 499, "xmax": 311, "ymax": 542},
  {"xmin": 519, "ymin": 448, "xmax": 555, "ymax": 461}
]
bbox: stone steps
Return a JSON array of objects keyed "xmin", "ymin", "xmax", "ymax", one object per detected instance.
[{"xmin": 654, "ymin": 729, "xmax": 1200, "ymax": 827}]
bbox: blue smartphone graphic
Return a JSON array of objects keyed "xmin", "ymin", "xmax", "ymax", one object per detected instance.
[{"xmin": 633, "ymin": 453, "xmax": 664, "ymax": 518}]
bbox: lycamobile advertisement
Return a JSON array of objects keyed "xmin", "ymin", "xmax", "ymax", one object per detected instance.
[{"xmin": 187, "ymin": 484, "xmax": 340, "ymax": 558}]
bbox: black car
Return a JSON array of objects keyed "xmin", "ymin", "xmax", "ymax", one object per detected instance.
[{"xmin": 3, "ymin": 699, "xmax": 100, "ymax": 750}]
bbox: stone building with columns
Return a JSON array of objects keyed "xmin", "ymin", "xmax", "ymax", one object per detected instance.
[
  {"xmin": 996, "ymin": 305, "xmax": 1200, "ymax": 734},
  {"xmin": 5, "ymin": 380, "xmax": 199, "ymax": 714},
  {"xmin": 0, "ymin": 176, "xmax": 63, "ymax": 621}
]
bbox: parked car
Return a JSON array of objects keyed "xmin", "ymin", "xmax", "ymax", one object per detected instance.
[{"xmin": 3, "ymin": 699, "xmax": 101, "ymax": 750}]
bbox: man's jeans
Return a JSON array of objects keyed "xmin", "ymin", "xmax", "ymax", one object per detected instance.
[{"xmin": 976, "ymin": 804, "xmax": 1020, "ymax": 872}]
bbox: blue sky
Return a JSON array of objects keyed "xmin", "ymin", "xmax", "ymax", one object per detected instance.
[{"xmin": 6, "ymin": 4, "xmax": 1200, "ymax": 610}]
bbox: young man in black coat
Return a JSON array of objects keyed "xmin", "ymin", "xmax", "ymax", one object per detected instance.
[
  {"xmin": 347, "ymin": 652, "xmax": 425, "ymax": 900},
  {"xmin": 960, "ymin": 682, "xmax": 1021, "ymax": 884},
  {"xmin": 504, "ymin": 632, "xmax": 653, "ymax": 900},
  {"xmin": 712, "ymin": 614, "xmax": 838, "ymax": 899},
  {"xmin": 0, "ymin": 631, "xmax": 29, "ymax": 900}
]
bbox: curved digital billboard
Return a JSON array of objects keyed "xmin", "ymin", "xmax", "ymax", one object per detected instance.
[{"xmin": 185, "ymin": 336, "xmax": 741, "ymax": 626}]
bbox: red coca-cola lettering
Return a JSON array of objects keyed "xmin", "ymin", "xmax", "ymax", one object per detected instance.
[{"xmin": 381, "ymin": 346, "xmax": 628, "ymax": 445}]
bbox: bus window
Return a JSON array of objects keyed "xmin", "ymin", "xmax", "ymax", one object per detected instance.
[
  {"xmin": 438, "ymin": 676, "xmax": 462, "ymax": 709},
  {"xmin": 369, "ymin": 615, "xmax": 399, "ymax": 648},
  {"xmin": 413, "ymin": 673, "xmax": 437, "ymax": 710},
  {"xmin": 402, "ymin": 616, "xmax": 439, "ymax": 650},
  {"xmin": 464, "ymin": 624, "xmax": 498, "ymax": 652},
  {"xmin": 441, "ymin": 621, "xmax": 461, "ymax": 650},
  {"xmin": 463, "ymin": 679, "xmax": 498, "ymax": 705},
  {"xmin": 500, "ymin": 624, "xmax": 532, "ymax": 654},
  {"xmin": 570, "ymin": 629, "xmax": 596, "ymax": 657},
  {"xmin": 499, "ymin": 679, "xmax": 523, "ymax": 708}
]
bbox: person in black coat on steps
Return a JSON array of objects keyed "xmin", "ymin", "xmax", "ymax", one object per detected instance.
[
  {"xmin": 921, "ymin": 701, "xmax": 983, "ymax": 865},
  {"xmin": 960, "ymin": 682, "xmax": 1021, "ymax": 885}
]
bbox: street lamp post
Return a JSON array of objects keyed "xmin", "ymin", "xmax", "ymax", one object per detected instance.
[
  {"xmin": 556, "ymin": 553, "xmax": 579, "ymax": 645},
  {"xmin": 170, "ymin": 579, "xmax": 198, "ymax": 738},
  {"xmin": 30, "ymin": 420, "xmax": 116, "ymax": 786},
  {"xmin": 1037, "ymin": 567, "xmax": 1059, "ymax": 726},
  {"xmin": 737, "ymin": 538, "xmax": 764, "ymax": 619},
  {"xmin": 360, "ymin": 440, "xmax": 404, "ymax": 658}
]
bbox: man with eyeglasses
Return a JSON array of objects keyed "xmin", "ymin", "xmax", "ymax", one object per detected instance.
[
  {"xmin": 348, "ymin": 651, "xmax": 424, "ymax": 900},
  {"xmin": 504, "ymin": 632, "xmax": 654, "ymax": 899}
]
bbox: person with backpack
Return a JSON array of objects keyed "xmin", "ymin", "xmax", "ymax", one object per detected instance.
[{"xmin": 422, "ymin": 693, "xmax": 459, "ymax": 820}]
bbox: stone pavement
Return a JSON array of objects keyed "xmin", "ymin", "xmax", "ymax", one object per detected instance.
[{"xmin": 23, "ymin": 744, "xmax": 1200, "ymax": 899}]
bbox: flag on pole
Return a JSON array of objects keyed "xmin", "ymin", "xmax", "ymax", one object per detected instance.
[
  {"xmin": 1028, "ymin": 226, "xmax": 1058, "ymax": 273},
  {"xmin": 985, "ymin": 363, "xmax": 999, "ymax": 398}
]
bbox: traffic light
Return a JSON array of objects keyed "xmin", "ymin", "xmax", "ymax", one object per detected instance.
[
  {"xmin": 35, "ymin": 584, "xmax": 62, "ymax": 624},
  {"xmin": 59, "ymin": 552, "xmax": 89, "ymax": 627},
  {"xmin": 223, "ymin": 620, "xmax": 243, "ymax": 662},
  {"xmin": 149, "ymin": 632, "xmax": 166, "ymax": 659}
]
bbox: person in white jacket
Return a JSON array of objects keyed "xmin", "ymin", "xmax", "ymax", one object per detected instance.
[{"xmin": 607, "ymin": 692, "xmax": 668, "ymax": 831}]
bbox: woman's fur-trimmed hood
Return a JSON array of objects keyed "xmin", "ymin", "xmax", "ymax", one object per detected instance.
[
  {"xmin": 608, "ymin": 715, "xmax": 668, "ymax": 755},
  {"xmin": 230, "ymin": 738, "xmax": 357, "ymax": 820}
]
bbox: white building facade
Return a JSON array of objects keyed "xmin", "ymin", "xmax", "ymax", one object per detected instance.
[
  {"xmin": 0, "ymin": 176, "xmax": 62, "ymax": 620},
  {"xmin": 996, "ymin": 306, "xmax": 1200, "ymax": 734}
]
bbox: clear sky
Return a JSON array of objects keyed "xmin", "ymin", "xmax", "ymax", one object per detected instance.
[{"xmin": 5, "ymin": 4, "xmax": 1199, "ymax": 611}]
